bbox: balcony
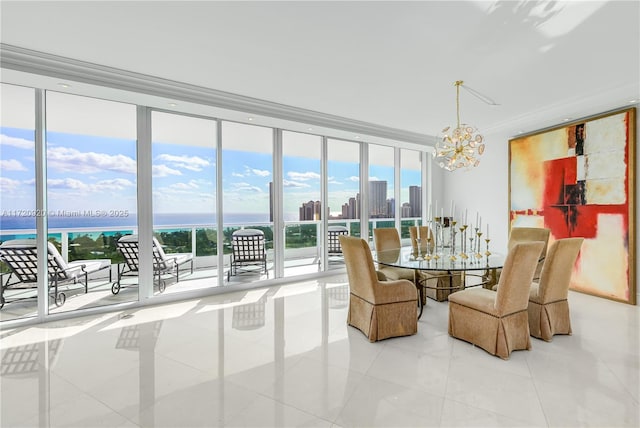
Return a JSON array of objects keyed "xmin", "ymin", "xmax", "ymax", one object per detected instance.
[{"xmin": 0, "ymin": 218, "xmax": 421, "ymax": 321}]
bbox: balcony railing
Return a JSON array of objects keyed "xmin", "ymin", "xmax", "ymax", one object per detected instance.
[{"xmin": 0, "ymin": 218, "xmax": 422, "ymax": 269}]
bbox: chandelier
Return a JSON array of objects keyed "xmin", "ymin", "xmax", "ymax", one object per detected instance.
[{"xmin": 434, "ymin": 80, "xmax": 485, "ymax": 171}]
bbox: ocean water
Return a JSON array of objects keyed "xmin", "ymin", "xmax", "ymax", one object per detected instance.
[{"xmin": 0, "ymin": 213, "xmax": 274, "ymax": 232}]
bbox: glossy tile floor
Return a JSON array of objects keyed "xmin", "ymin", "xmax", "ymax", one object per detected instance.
[{"xmin": 1, "ymin": 274, "xmax": 639, "ymax": 427}]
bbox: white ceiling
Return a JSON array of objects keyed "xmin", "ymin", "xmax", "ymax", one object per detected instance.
[{"xmin": 1, "ymin": 0, "xmax": 639, "ymax": 139}]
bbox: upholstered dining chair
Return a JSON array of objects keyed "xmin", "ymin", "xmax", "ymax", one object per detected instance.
[
  {"xmin": 339, "ymin": 235, "xmax": 418, "ymax": 342},
  {"xmin": 409, "ymin": 226, "xmax": 462, "ymax": 303},
  {"xmin": 487, "ymin": 227, "xmax": 550, "ymax": 289},
  {"xmin": 448, "ymin": 241, "xmax": 544, "ymax": 359},
  {"xmin": 528, "ymin": 237, "xmax": 584, "ymax": 341},
  {"xmin": 372, "ymin": 227, "xmax": 415, "ymax": 283}
]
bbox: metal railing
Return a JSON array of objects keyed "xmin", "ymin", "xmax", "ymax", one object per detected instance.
[{"xmin": 0, "ymin": 217, "xmax": 422, "ymax": 269}]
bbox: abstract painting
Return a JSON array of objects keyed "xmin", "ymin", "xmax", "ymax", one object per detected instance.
[{"xmin": 509, "ymin": 107, "xmax": 636, "ymax": 304}]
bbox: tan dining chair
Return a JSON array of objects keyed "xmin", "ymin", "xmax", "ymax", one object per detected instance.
[
  {"xmin": 528, "ymin": 237, "xmax": 584, "ymax": 341},
  {"xmin": 487, "ymin": 226, "xmax": 550, "ymax": 289},
  {"xmin": 409, "ymin": 226, "xmax": 462, "ymax": 303},
  {"xmin": 448, "ymin": 241, "xmax": 544, "ymax": 359},
  {"xmin": 339, "ymin": 235, "xmax": 418, "ymax": 342},
  {"xmin": 372, "ymin": 227, "xmax": 415, "ymax": 283}
]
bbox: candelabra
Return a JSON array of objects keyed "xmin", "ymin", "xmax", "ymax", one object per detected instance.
[
  {"xmin": 415, "ymin": 237, "xmax": 424, "ymax": 261},
  {"xmin": 485, "ymin": 237, "xmax": 491, "ymax": 258},
  {"xmin": 433, "ymin": 217, "xmax": 441, "ymax": 261},
  {"xmin": 459, "ymin": 224, "xmax": 468, "ymax": 259},
  {"xmin": 449, "ymin": 219, "xmax": 457, "ymax": 261},
  {"xmin": 475, "ymin": 229, "xmax": 483, "ymax": 259}
]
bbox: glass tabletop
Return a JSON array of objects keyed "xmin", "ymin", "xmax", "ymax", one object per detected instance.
[{"xmin": 373, "ymin": 246, "xmax": 506, "ymax": 272}]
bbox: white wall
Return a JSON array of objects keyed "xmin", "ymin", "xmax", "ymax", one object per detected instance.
[
  {"xmin": 441, "ymin": 129, "xmax": 511, "ymax": 252},
  {"xmin": 444, "ymin": 106, "xmax": 640, "ymax": 304}
]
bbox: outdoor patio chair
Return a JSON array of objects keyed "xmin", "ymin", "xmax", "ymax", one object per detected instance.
[
  {"xmin": 0, "ymin": 239, "xmax": 112, "ymax": 309},
  {"xmin": 328, "ymin": 225, "xmax": 349, "ymax": 255},
  {"xmin": 114, "ymin": 234, "xmax": 194, "ymax": 294},
  {"xmin": 227, "ymin": 229, "xmax": 268, "ymax": 281}
]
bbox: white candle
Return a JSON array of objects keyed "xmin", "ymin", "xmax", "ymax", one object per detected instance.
[
  {"xmin": 441, "ymin": 207, "xmax": 444, "ymax": 220},
  {"xmin": 428, "ymin": 203, "xmax": 432, "ymax": 221},
  {"xmin": 479, "ymin": 216, "xmax": 482, "ymax": 231},
  {"xmin": 450, "ymin": 200, "xmax": 454, "ymax": 218},
  {"xmin": 486, "ymin": 223, "xmax": 489, "ymax": 238},
  {"xmin": 465, "ymin": 209, "xmax": 468, "ymax": 225},
  {"xmin": 417, "ymin": 225, "xmax": 421, "ymax": 240},
  {"xmin": 476, "ymin": 212, "xmax": 479, "ymax": 228},
  {"xmin": 434, "ymin": 200, "xmax": 438, "ymax": 219}
]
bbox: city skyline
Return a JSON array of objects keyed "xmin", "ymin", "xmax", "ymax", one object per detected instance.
[
  {"xmin": 298, "ymin": 182, "xmax": 422, "ymax": 221},
  {"xmin": 2, "ymin": 126, "xmax": 420, "ymax": 227}
]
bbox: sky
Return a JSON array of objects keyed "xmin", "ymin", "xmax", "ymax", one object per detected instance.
[{"xmin": 1, "ymin": 126, "xmax": 420, "ymax": 225}]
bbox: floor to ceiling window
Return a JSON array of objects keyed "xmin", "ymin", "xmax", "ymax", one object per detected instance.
[
  {"xmin": 326, "ymin": 138, "xmax": 361, "ymax": 270},
  {"xmin": 400, "ymin": 148, "xmax": 423, "ymax": 238},
  {"xmin": 45, "ymin": 91, "xmax": 138, "ymax": 314},
  {"xmin": 0, "ymin": 83, "xmax": 37, "ymax": 322},
  {"xmin": 0, "ymin": 79, "xmax": 429, "ymax": 325},
  {"xmin": 152, "ymin": 111, "xmax": 218, "ymax": 294},
  {"xmin": 282, "ymin": 131, "xmax": 322, "ymax": 277},
  {"xmin": 368, "ymin": 144, "xmax": 396, "ymax": 239},
  {"xmin": 222, "ymin": 121, "xmax": 274, "ymax": 282}
]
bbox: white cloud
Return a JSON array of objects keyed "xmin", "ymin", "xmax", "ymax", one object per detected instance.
[
  {"xmin": 93, "ymin": 178, "xmax": 135, "ymax": 191},
  {"xmin": 170, "ymin": 181, "xmax": 199, "ymax": 190},
  {"xmin": 369, "ymin": 176, "xmax": 382, "ymax": 181},
  {"xmin": 48, "ymin": 178, "xmax": 90, "ymax": 190},
  {"xmin": 153, "ymin": 164, "xmax": 182, "ymax": 177},
  {"xmin": 283, "ymin": 179, "xmax": 310, "ymax": 188},
  {"xmin": 348, "ymin": 176, "xmax": 360, "ymax": 182},
  {"xmin": 232, "ymin": 182, "xmax": 263, "ymax": 193},
  {"xmin": 0, "ymin": 177, "xmax": 22, "ymax": 193},
  {"xmin": 47, "ymin": 146, "xmax": 136, "ymax": 174},
  {"xmin": 0, "ymin": 134, "xmax": 33, "ymax": 149},
  {"xmin": 155, "ymin": 154, "xmax": 211, "ymax": 171},
  {"xmin": 197, "ymin": 193, "xmax": 215, "ymax": 200},
  {"xmin": 45, "ymin": 178, "xmax": 134, "ymax": 193},
  {"xmin": 244, "ymin": 165, "xmax": 270, "ymax": 177},
  {"xmin": 0, "ymin": 159, "xmax": 27, "ymax": 171},
  {"xmin": 232, "ymin": 172, "xmax": 245, "ymax": 178},
  {"xmin": 287, "ymin": 171, "xmax": 320, "ymax": 181}
]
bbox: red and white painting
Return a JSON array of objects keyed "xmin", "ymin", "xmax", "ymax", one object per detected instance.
[{"xmin": 509, "ymin": 108, "xmax": 636, "ymax": 304}]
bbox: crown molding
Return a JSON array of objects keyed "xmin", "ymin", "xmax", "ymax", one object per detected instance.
[{"xmin": 1, "ymin": 43, "xmax": 435, "ymax": 146}]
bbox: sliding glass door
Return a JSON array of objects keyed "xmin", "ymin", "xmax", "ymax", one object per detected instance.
[
  {"xmin": 222, "ymin": 121, "xmax": 273, "ymax": 283},
  {"xmin": 45, "ymin": 91, "xmax": 138, "ymax": 313},
  {"xmin": 282, "ymin": 131, "xmax": 322, "ymax": 277},
  {"xmin": 0, "ymin": 84, "xmax": 37, "ymax": 321},
  {"xmin": 152, "ymin": 111, "xmax": 218, "ymax": 294}
]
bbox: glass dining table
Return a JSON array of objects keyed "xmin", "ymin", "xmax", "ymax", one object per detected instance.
[{"xmin": 372, "ymin": 246, "xmax": 507, "ymax": 319}]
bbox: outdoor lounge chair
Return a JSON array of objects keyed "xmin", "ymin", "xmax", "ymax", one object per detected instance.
[
  {"xmin": 227, "ymin": 229, "xmax": 268, "ymax": 281},
  {"xmin": 0, "ymin": 239, "xmax": 112, "ymax": 309},
  {"xmin": 113, "ymin": 234, "xmax": 194, "ymax": 294}
]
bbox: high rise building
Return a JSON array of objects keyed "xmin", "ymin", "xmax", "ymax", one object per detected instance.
[
  {"xmin": 409, "ymin": 185, "xmax": 421, "ymax": 217},
  {"xmin": 386, "ymin": 198, "xmax": 395, "ymax": 218},
  {"xmin": 401, "ymin": 202, "xmax": 412, "ymax": 218},
  {"xmin": 369, "ymin": 181, "xmax": 387, "ymax": 218},
  {"xmin": 299, "ymin": 200, "xmax": 321, "ymax": 220}
]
